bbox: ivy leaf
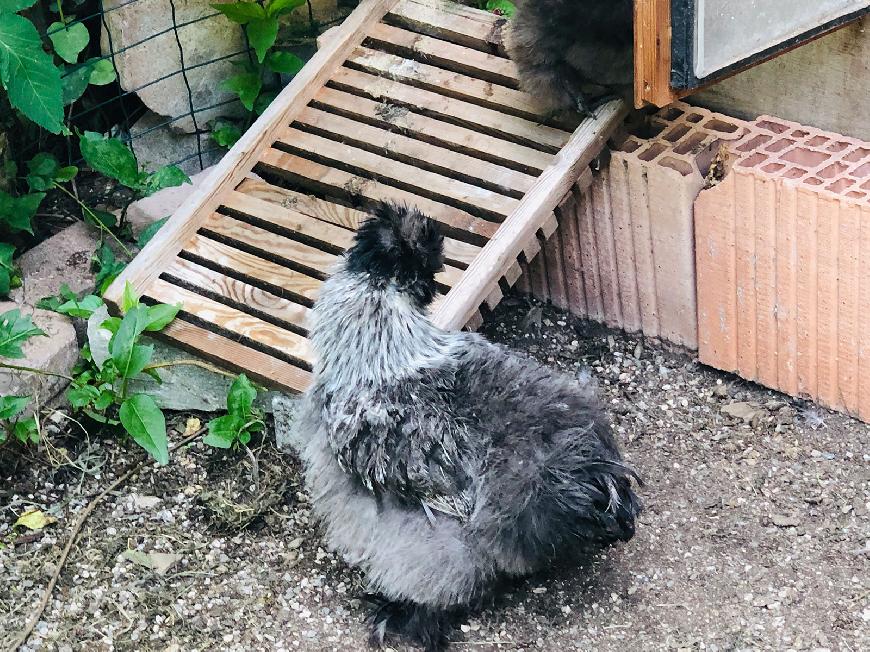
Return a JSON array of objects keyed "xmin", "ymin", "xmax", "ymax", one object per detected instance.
[
  {"xmin": 0, "ymin": 242, "xmax": 15, "ymax": 297},
  {"xmin": 48, "ymin": 20, "xmax": 89, "ymax": 64},
  {"xmin": 0, "ymin": 0, "xmax": 39, "ymax": 11},
  {"xmin": 136, "ymin": 216, "xmax": 168, "ymax": 248},
  {"xmin": 226, "ymin": 373, "xmax": 256, "ymax": 415},
  {"xmin": 62, "ymin": 62, "xmax": 91, "ymax": 104},
  {"xmin": 13, "ymin": 415, "xmax": 38, "ymax": 443},
  {"xmin": 203, "ymin": 413, "xmax": 243, "ymax": 448},
  {"xmin": 144, "ymin": 303, "xmax": 180, "ymax": 332},
  {"xmin": 246, "ymin": 17, "xmax": 278, "ymax": 64},
  {"xmin": 0, "ymin": 308, "xmax": 45, "ymax": 359},
  {"xmin": 0, "ymin": 13, "xmax": 65, "ymax": 133},
  {"xmin": 79, "ymin": 131, "xmax": 142, "ymax": 189},
  {"xmin": 0, "ymin": 189, "xmax": 44, "ymax": 233},
  {"xmin": 142, "ymin": 165, "xmax": 190, "ymax": 196},
  {"xmin": 264, "ymin": 50, "xmax": 304, "ymax": 75},
  {"xmin": 222, "ymin": 72, "xmax": 261, "ymax": 111},
  {"xmin": 211, "ymin": 119, "xmax": 242, "ymax": 148},
  {"xmin": 210, "ymin": 1, "xmax": 266, "ymax": 24},
  {"xmin": 56, "ymin": 294, "xmax": 103, "ymax": 318},
  {"xmin": 266, "ymin": 0, "xmax": 305, "ymax": 18},
  {"xmin": 0, "ymin": 395, "xmax": 29, "ymax": 420},
  {"xmin": 88, "ymin": 58, "xmax": 115, "ymax": 85},
  {"xmin": 25, "ymin": 152, "xmax": 74, "ymax": 190},
  {"xmin": 119, "ymin": 394, "xmax": 168, "ymax": 464}
]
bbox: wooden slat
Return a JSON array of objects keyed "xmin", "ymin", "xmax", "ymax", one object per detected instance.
[
  {"xmin": 155, "ymin": 319, "xmax": 312, "ymax": 393},
  {"xmin": 277, "ymin": 127, "xmax": 519, "ymax": 220},
  {"xmin": 105, "ymin": 0, "xmax": 399, "ymax": 305},
  {"xmin": 347, "ymin": 46, "xmax": 541, "ymax": 119},
  {"xmin": 204, "ymin": 213, "xmax": 338, "ymax": 277},
  {"xmin": 146, "ymin": 278, "xmax": 314, "ymax": 366},
  {"xmin": 257, "ymin": 148, "xmax": 498, "ymax": 241},
  {"xmin": 432, "ymin": 100, "xmax": 629, "ymax": 330},
  {"xmin": 183, "ymin": 234, "xmax": 323, "ymax": 303},
  {"xmin": 296, "ymin": 105, "xmax": 536, "ymax": 195},
  {"xmin": 236, "ymin": 178, "xmax": 483, "ymax": 268},
  {"xmin": 330, "ymin": 67, "xmax": 568, "ymax": 151},
  {"xmin": 165, "ymin": 257, "xmax": 310, "ymax": 331},
  {"xmin": 388, "ymin": 0, "xmax": 508, "ymax": 54},
  {"xmin": 365, "ymin": 21, "xmax": 517, "ymax": 86},
  {"xmin": 313, "ymin": 86, "xmax": 554, "ymax": 173},
  {"xmin": 634, "ymin": 0, "xmax": 679, "ymax": 108}
]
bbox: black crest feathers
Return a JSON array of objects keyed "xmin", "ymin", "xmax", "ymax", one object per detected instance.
[{"xmin": 346, "ymin": 203, "xmax": 445, "ymax": 307}]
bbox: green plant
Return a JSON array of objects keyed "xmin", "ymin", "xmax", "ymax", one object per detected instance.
[
  {"xmin": 204, "ymin": 373, "xmax": 265, "ymax": 449},
  {"xmin": 0, "ymin": 307, "xmax": 44, "ymax": 445},
  {"xmin": 210, "ymin": 0, "xmax": 307, "ymax": 147},
  {"xmin": 479, "ymin": 0, "xmax": 515, "ymax": 17}
]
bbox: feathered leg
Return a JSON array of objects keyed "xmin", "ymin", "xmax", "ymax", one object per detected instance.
[{"xmin": 366, "ymin": 596, "xmax": 451, "ymax": 652}]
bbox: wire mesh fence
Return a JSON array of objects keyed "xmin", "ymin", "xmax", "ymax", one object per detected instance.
[{"xmin": 29, "ymin": 0, "xmax": 354, "ymax": 173}]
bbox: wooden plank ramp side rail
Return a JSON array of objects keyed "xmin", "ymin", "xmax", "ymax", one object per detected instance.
[
  {"xmin": 104, "ymin": 0, "xmax": 621, "ymax": 394},
  {"xmin": 103, "ymin": 0, "xmax": 400, "ymax": 306},
  {"xmin": 432, "ymin": 99, "xmax": 630, "ymax": 330}
]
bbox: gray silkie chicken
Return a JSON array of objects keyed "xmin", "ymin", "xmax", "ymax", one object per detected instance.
[
  {"xmin": 506, "ymin": 0, "xmax": 634, "ymax": 115},
  {"xmin": 296, "ymin": 203, "xmax": 642, "ymax": 651}
]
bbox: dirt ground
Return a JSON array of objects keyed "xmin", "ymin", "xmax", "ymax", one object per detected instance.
[{"xmin": 2, "ymin": 297, "xmax": 868, "ymax": 652}]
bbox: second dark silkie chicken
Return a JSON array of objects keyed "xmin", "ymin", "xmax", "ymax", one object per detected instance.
[
  {"xmin": 297, "ymin": 204, "xmax": 642, "ymax": 651},
  {"xmin": 506, "ymin": 0, "xmax": 635, "ymax": 115}
]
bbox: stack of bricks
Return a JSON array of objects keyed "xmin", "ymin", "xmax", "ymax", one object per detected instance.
[
  {"xmin": 520, "ymin": 101, "xmax": 748, "ymax": 350},
  {"xmin": 695, "ymin": 116, "xmax": 870, "ymax": 421}
]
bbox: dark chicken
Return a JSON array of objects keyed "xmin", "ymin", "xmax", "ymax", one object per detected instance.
[{"xmin": 296, "ymin": 203, "xmax": 642, "ymax": 651}]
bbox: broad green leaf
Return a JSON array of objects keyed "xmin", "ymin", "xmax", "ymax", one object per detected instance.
[
  {"xmin": 67, "ymin": 383, "xmax": 100, "ymax": 409},
  {"xmin": 0, "ymin": 13, "xmax": 65, "ymax": 133},
  {"xmin": 109, "ymin": 304, "xmax": 149, "ymax": 377},
  {"xmin": 246, "ymin": 17, "xmax": 278, "ymax": 64},
  {"xmin": 56, "ymin": 165, "xmax": 77, "ymax": 181},
  {"xmin": 84, "ymin": 207, "xmax": 117, "ymax": 230},
  {"xmin": 144, "ymin": 303, "xmax": 180, "ymax": 332},
  {"xmin": 210, "ymin": 1, "xmax": 265, "ymax": 24},
  {"xmin": 14, "ymin": 508, "xmax": 54, "ymax": 531},
  {"xmin": 100, "ymin": 316, "xmax": 121, "ymax": 335},
  {"xmin": 0, "ymin": 242, "xmax": 15, "ymax": 297},
  {"xmin": 62, "ymin": 62, "xmax": 91, "ymax": 104},
  {"xmin": 0, "ymin": 189, "xmax": 44, "ymax": 233},
  {"xmin": 136, "ymin": 216, "xmax": 168, "ymax": 248},
  {"xmin": 0, "ymin": 0, "xmax": 39, "ymax": 11},
  {"xmin": 222, "ymin": 72, "xmax": 261, "ymax": 111},
  {"xmin": 143, "ymin": 165, "xmax": 190, "ymax": 195},
  {"xmin": 56, "ymin": 294, "xmax": 103, "ymax": 318},
  {"xmin": 226, "ymin": 373, "xmax": 256, "ymax": 415},
  {"xmin": 485, "ymin": 0, "xmax": 515, "ymax": 17},
  {"xmin": 253, "ymin": 90, "xmax": 277, "ymax": 115},
  {"xmin": 203, "ymin": 413, "xmax": 243, "ymax": 448},
  {"xmin": 26, "ymin": 152, "xmax": 59, "ymax": 191},
  {"xmin": 211, "ymin": 119, "xmax": 242, "ymax": 148},
  {"xmin": 123, "ymin": 343, "xmax": 153, "ymax": 379},
  {"xmin": 79, "ymin": 131, "xmax": 142, "ymax": 189},
  {"xmin": 93, "ymin": 390, "xmax": 114, "ymax": 411},
  {"xmin": 48, "ymin": 20, "xmax": 89, "ymax": 64},
  {"xmin": 266, "ymin": 0, "xmax": 305, "ymax": 18},
  {"xmin": 119, "ymin": 394, "xmax": 168, "ymax": 464},
  {"xmin": 13, "ymin": 415, "xmax": 38, "ymax": 443},
  {"xmin": 88, "ymin": 58, "xmax": 115, "ymax": 85},
  {"xmin": 0, "ymin": 395, "xmax": 29, "ymax": 420},
  {"xmin": 265, "ymin": 50, "xmax": 304, "ymax": 75},
  {"xmin": 120, "ymin": 281, "xmax": 139, "ymax": 313},
  {"xmin": 0, "ymin": 308, "xmax": 45, "ymax": 358},
  {"xmin": 92, "ymin": 243, "xmax": 125, "ymax": 295}
]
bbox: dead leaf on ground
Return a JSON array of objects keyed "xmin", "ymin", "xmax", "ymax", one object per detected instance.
[
  {"xmin": 122, "ymin": 550, "xmax": 182, "ymax": 575},
  {"xmin": 14, "ymin": 509, "xmax": 56, "ymax": 531}
]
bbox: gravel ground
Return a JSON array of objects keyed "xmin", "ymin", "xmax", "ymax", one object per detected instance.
[{"xmin": 2, "ymin": 297, "xmax": 868, "ymax": 652}]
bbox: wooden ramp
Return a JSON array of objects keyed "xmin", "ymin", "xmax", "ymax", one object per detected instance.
[{"xmin": 104, "ymin": 0, "xmax": 627, "ymax": 393}]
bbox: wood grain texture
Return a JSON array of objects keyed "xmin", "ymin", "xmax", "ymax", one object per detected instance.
[
  {"xmin": 104, "ymin": 0, "xmax": 399, "ymax": 306},
  {"xmin": 313, "ymin": 85, "xmax": 555, "ymax": 173},
  {"xmin": 634, "ymin": 0, "xmax": 679, "ymax": 108},
  {"xmin": 388, "ymin": 0, "xmax": 508, "ymax": 54},
  {"xmin": 431, "ymin": 99, "xmax": 628, "ymax": 330}
]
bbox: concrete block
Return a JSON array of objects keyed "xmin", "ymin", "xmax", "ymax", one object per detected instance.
[
  {"xmin": 695, "ymin": 115, "xmax": 870, "ymax": 422},
  {"xmin": 525, "ymin": 102, "xmax": 749, "ymax": 350},
  {"xmin": 10, "ymin": 222, "xmax": 101, "ymax": 305},
  {"xmin": 0, "ymin": 304, "xmax": 77, "ymax": 407}
]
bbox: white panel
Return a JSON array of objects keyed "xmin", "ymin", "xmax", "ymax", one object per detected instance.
[{"xmin": 694, "ymin": 0, "xmax": 869, "ymax": 78}]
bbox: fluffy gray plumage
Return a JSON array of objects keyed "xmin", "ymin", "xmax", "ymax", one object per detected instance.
[
  {"xmin": 296, "ymin": 203, "xmax": 642, "ymax": 650},
  {"xmin": 506, "ymin": 0, "xmax": 634, "ymax": 114}
]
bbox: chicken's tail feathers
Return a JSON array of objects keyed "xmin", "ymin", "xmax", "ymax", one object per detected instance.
[
  {"xmin": 472, "ymin": 425, "xmax": 642, "ymax": 572},
  {"xmin": 345, "ymin": 202, "xmax": 444, "ymax": 307}
]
